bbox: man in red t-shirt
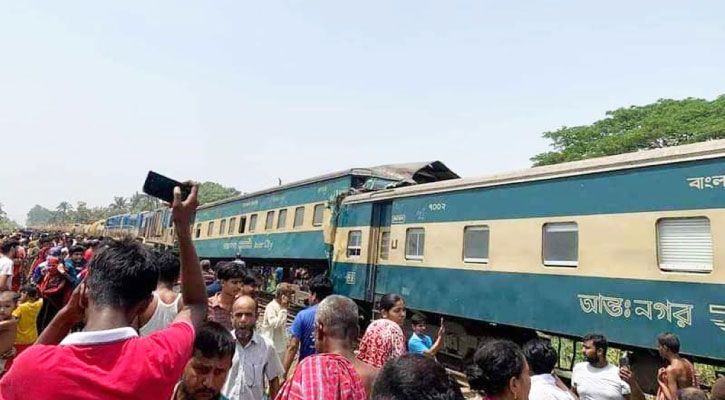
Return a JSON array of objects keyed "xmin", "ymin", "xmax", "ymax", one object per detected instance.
[{"xmin": 0, "ymin": 183, "xmax": 207, "ymax": 400}]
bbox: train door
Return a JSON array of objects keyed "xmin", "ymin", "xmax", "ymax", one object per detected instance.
[{"xmin": 364, "ymin": 201, "xmax": 392, "ymax": 303}]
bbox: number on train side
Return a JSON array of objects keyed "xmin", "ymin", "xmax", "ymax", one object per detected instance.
[{"xmin": 428, "ymin": 202, "xmax": 446, "ymax": 211}]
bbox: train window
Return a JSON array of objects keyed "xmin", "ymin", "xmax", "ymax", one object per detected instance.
[
  {"xmin": 463, "ymin": 225, "xmax": 489, "ymax": 263},
  {"xmin": 313, "ymin": 204, "xmax": 324, "ymax": 226},
  {"xmin": 249, "ymin": 214, "xmax": 257, "ymax": 232},
  {"xmin": 380, "ymin": 231, "xmax": 390, "ymax": 260},
  {"xmin": 228, "ymin": 217, "xmax": 236, "ymax": 235},
  {"xmin": 195, "ymin": 223, "xmax": 201, "ymax": 238},
  {"xmin": 239, "ymin": 216, "xmax": 247, "ymax": 234},
  {"xmin": 405, "ymin": 228, "xmax": 425, "ymax": 260},
  {"xmin": 294, "ymin": 206, "xmax": 305, "ymax": 228},
  {"xmin": 278, "ymin": 209, "xmax": 287, "ymax": 229},
  {"xmin": 207, "ymin": 221, "xmax": 215, "ymax": 237},
  {"xmin": 347, "ymin": 230, "xmax": 362, "ymax": 257},
  {"xmin": 657, "ymin": 217, "xmax": 712, "ymax": 272},
  {"xmin": 219, "ymin": 219, "xmax": 226, "ymax": 235},
  {"xmin": 543, "ymin": 222, "xmax": 578, "ymax": 267},
  {"xmin": 265, "ymin": 211, "xmax": 275, "ymax": 230}
]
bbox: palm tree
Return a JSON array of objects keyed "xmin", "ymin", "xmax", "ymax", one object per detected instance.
[
  {"xmin": 56, "ymin": 201, "xmax": 73, "ymax": 224},
  {"xmin": 110, "ymin": 196, "xmax": 128, "ymax": 213}
]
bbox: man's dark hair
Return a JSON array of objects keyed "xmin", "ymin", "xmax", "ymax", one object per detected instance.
[
  {"xmin": 242, "ymin": 269, "xmax": 260, "ymax": 286},
  {"xmin": 373, "ymin": 354, "xmax": 464, "ymax": 400},
  {"xmin": 678, "ymin": 388, "xmax": 707, "ymax": 400},
  {"xmin": 0, "ymin": 240, "xmax": 17, "ymax": 254},
  {"xmin": 411, "ymin": 313, "xmax": 426, "ymax": 326},
  {"xmin": 309, "ymin": 274, "xmax": 333, "ymax": 301},
  {"xmin": 154, "ymin": 250, "xmax": 181, "ymax": 285},
  {"xmin": 19, "ymin": 284, "xmax": 38, "ymax": 299},
  {"xmin": 657, "ymin": 332, "xmax": 680, "ymax": 353},
  {"xmin": 86, "ymin": 238, "xmax": 158, "ymax": 310},
  {"xmin": 523, "ymin": 338, "xmax": 558, "ymax": 375},
  {"xmin": 582, "ymin": 333, "xmax": 608, "ymax": 354},
  {"xmin": 69, "ymin": 245, "xmax": 85, "ymax": 255},
  {"xmin": 216, "ymin": 262, "xmax": 246, "ymax": 281},
  {"xmin": 194, "ymin": 321, "xmax": 236, "ymax": 359},
  {"xmin": 467, "ymin": 339, "xmax": 526, "ymax": 396}
]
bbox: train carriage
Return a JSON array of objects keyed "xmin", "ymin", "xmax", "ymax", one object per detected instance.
[
  {"xmin": 331, "ymin": 140, "xmax": 725, "ymax": 371},
  {"xmin": 189, "ymin": 163, "xmax": 457, "ymax": 267}
]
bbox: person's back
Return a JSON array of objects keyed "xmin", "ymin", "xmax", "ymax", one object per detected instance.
[
  {"xmin": 12, "ymin": 285, "xmax": 43, "ymax": 352},
  {"xmin": 291, "ymin": 304, "xmax": 318, "ymax": 360},
  {"xmin": 139, "ymin": 251, "xmax": 182, "ymax": 336},
  {"xmin": 524, "ymin": 338, "xmax": 574, "ymax": 400},
  {"xmin": 711, "ymin": 377, "xmax": 725, "ymax": 400}
]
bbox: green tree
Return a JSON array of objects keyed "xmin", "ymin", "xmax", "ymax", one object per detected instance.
[
  {"xmin": 109, "ymin": 196, "xmax": 128, "ymax": 214},
  {"xmin": 54, "ymin": 201, "xmax": 74, "ymax": 224},
  {"xmin": 129, "ymin": 192, "xmax": 160, "ymax": 213},
  {"xmin": 197, "ymin": 181, "xmax": 240, "ymax": 205},
  {"xmin": 531, "ymin": 95, "xmax": 725, "ymax": 166},
  {"xmin": 0, "ymin": 203, "xmax": 18, "ymax": 233},
  {"xmin": 26, "ymin": 205, "xmax": 54, "ymax": 226},
  {"xmin": 74, "ymin": 201, "xmax": 92, "ymax": 223}
]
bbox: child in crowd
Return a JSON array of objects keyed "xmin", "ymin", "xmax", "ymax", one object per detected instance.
[
  {"xmin": 408, "ymin": 313, "xmax": 445, "ymax": 358},
  {"xmin": 12, "ymin": 285, "xmax": 43, "ymax": 355},
  {"xmin": 0, "ymin": 291, "xmax": 18, "ymax": 374}
]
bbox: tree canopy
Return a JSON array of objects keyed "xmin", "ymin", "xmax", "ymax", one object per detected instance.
[
  {"xmin": 197, "ymin": 181, "xmax": 240, "ymax": 205},
  {"xmin": 0, "ymin": 203, "xmax": 19, "ymax": 233},
  {"xmin": 531, "ymin": 95, "xmax": 725, "ymax": 166},
  {"xmin": 23, "ymin": 181, "xmax": 239, "ymax": 228}
]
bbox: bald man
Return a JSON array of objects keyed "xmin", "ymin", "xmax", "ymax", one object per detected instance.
[
  {"xmin": 221, "ymin": 296, "xmax": 283, "ymax": 400},
  {"xmin": 276, "ymin": 295, "xmax": 374, "ymax": 400}
]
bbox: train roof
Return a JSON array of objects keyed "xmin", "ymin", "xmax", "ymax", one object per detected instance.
[
  {"xmin": 343, "ymin": 139, "xmax": 725, "ymax": 204},
  {"xmin": 197, "ymin": 161, "xmax": 459, "ymax": 210}
]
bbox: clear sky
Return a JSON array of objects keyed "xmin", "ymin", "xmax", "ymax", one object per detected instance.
[{"xmin": 1, "ymin": 1, "xmax": 724, "ymax": 224}]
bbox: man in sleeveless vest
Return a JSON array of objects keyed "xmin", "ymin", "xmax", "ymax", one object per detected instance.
[{"xmin": 138, "ymin": 250, "xmax": 183, "ymax": 336}]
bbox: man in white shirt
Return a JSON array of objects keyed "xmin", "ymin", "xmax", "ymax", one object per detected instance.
[
  {"xmin": 571, "ymin": 334, "xmax": 632, "ymax": 400},
  {"xmin": 222, "ymin": 295, "xmax": 283, "ymax": 400},
  {"xmin": 259, "ymin": 283, "xmax": 294, "ymax": 363},
  {"xmin": 0, "ymin": 240, "xmax": 17, "ymax": 291},
  {"xmin": 523, "ymin": 338, "xmax": 575, "ymax": 400}
]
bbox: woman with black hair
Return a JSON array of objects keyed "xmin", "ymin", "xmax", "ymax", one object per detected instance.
[
  {"xmin": 467, "ymin": 339, "xmax": 531, "ymax": 400},
  {"xmin": 357, "ymin": 293, "xmax": 407, "ymax": 369}
]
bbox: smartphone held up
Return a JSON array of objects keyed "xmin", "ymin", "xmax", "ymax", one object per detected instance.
[{"xmin": 143, "ymin": 171, "xmax": 192, "ymax": 204}]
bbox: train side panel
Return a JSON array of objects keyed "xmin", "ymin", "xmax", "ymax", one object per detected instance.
[{"xmin": 332, "ymin": 156, "xmax": 725, "ymax": 362}]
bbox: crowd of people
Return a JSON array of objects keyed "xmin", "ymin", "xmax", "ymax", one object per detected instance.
[{"xmin": 0, "ymin": 183, "xmax": 722, "ymax": 399}]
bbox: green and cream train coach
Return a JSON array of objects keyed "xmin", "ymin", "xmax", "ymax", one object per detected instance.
[
  {"xmin": 331, "ymin": 140, "xmax": 725, "ymax": 365},
  {"xmin": 186, "ymin": 163, "xmax": 457, "ymax": 263}
]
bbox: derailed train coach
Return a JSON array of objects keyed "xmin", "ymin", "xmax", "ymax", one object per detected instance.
[
  {"xmin": 331, "ymin": 140, "xmax": 725, "ymax": 377},
  {"xmin": 186, "ymin": 163, "xmax": 458, "ymax": 272}
]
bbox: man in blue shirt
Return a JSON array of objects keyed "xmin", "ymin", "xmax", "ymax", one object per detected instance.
[
  {"xmin": 408, "ymin": 313, "xmax": 445, "ymax": 358},
  {"xmin": 281, "ymin": 274, "xmax": 334, "ymax": 378}
]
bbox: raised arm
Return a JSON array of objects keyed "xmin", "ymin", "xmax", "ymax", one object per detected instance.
[
  {"xmin": 171, "ymin": 184, "xmax": 207, "ymax": 328},
  {"xmin": 424, "ymin": 326, "xmax": 445, "ymax": 357}
]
